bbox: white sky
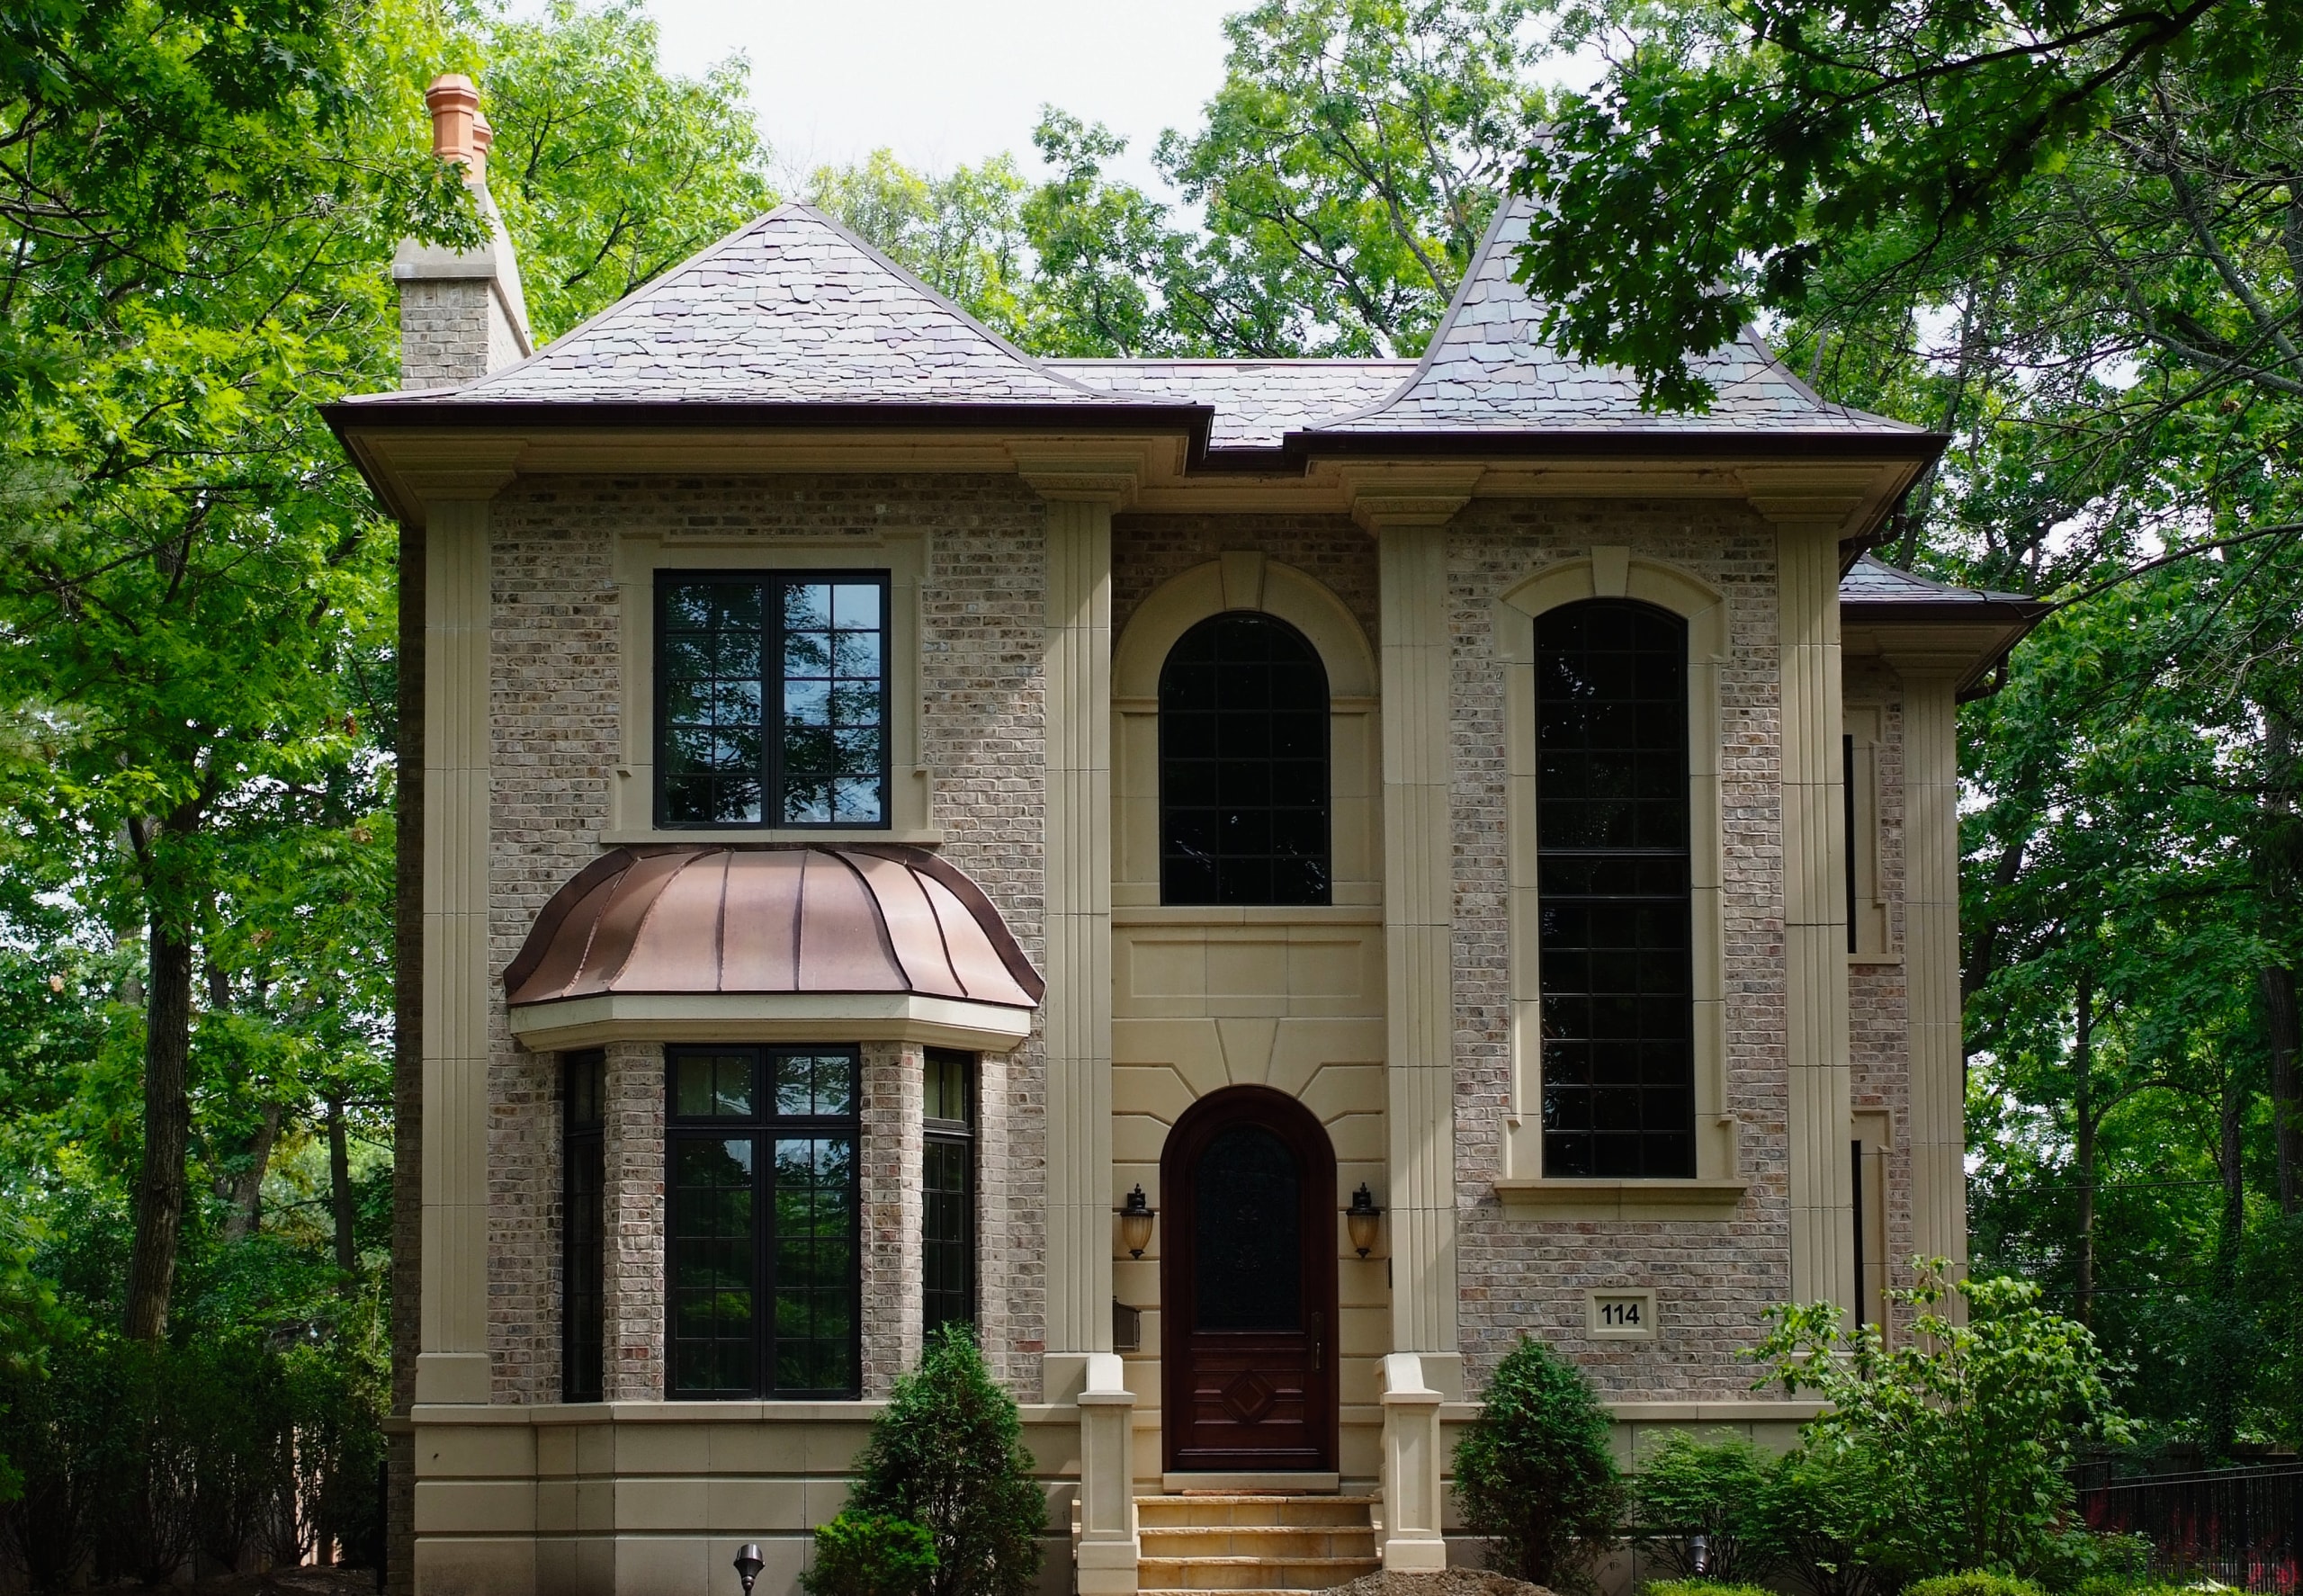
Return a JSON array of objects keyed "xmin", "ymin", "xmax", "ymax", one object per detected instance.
[{"xmin": 606, "ymin": 0, "xmax": 1246, "ymax": 195}]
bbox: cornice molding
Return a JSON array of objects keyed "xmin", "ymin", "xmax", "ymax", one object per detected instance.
[
  {"xmin": 1337, "ymin": 463, "xmax": 1486, "ymax": 533},
  {"xmin": 1009, "ymin": 444, "xmax": 1155, "ymax": 508},
  {"xmin": 373, "ymin": 435, "xmax": 527, "ymax": 504},
  {"xmin": 1734, "ymin": 462, "xmax": 1886, "ymax": 537}
]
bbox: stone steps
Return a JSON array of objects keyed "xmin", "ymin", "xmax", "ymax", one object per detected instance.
[{"xmin": 1134, "ymin": 1493, "xmax": 1381, "ymax": 1593}]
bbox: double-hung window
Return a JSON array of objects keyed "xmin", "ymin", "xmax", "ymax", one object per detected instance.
[
  {"xmin": 657, "ymin": 574, "xmax": 892, "ymax": 828},
  {"xmin": 922, "ymin": 1049, "xmax": 975, "ymax": 1335},
  {"xmin": 667, "ymin": 1045, "xmax": 861, "ymax": 1399}
]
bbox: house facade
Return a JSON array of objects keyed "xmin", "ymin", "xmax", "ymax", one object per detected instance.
[{"xmin": 330, "ymin": 80, "xmax": 2040, "ymax": 1596}]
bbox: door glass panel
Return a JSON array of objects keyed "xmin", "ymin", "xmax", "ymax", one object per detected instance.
[{"xmin": 1193, "ymin": 1125, "xmax": 1301, "ymax": 1331}]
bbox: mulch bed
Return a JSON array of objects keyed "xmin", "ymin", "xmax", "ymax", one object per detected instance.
[
  {"xmin": 1328, "ymin": 1570, "xmax": 1558, "ymax": 1596},
  {"xmin": 185, "ymin": 1570, "xmax": 380, "ymax": 1596}
]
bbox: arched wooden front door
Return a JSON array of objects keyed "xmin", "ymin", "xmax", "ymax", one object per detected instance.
[{"xmin": 1160, "ymin": 1086, "xmax": 1337, "ymax": 1473}]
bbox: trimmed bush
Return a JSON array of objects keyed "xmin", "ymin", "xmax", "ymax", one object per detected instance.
[
  {"xmin": 1632, "ymin": 1430, "xmax": 1779, "ymax": 1583},
  {"xmin": 803, "ymin": 1511, "xmax": 937, "ymax": 1596},
  {"xmin": 1906, "ymin": 1574, "xmax": 2048, "ymax": 1596},
  {"xmin": 847, "ymin": 1324, "xmax": 1045, "ymax": 1596},
  {"xmin": 1453, "ymin": 1333, "xmax": 1627, "ymax": 1591}
]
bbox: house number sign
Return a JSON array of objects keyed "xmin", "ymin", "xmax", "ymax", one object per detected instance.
[{"xmin": 1587, "ymin": 1288, "xmax": 1658, "ymax": 1340}]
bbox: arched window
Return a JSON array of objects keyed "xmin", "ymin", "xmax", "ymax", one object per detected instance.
[
  {"xmin": 1160, "ymin": 613, "xmax": 1331, "ymax": 906},
  {"xmin": 1535, "ymin": 599, "xmax": 1694, "ymax": 1178}
]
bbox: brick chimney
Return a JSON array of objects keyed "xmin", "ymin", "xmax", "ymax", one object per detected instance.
[{"xmin": 393, "ymin": 73, "xmax": 533, "ymax": 390}]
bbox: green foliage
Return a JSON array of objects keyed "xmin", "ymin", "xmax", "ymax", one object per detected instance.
[
  {"xmin": 479, "ymin": 0, "xmax": 778, "ymax": 340},
  {"xmin": 847, "ymin": 1325, "xmax": 1045, "ymax": 1596},
  {"xmin": 803, "ymin": 1511, "xmax": 938, "ymax": 1596},
  {"xmin": 1758, "ymin": 1442, "xmax": 1893, "ymax": 1596},
  {"xmin": 1454, "ymin": 1333, "xmax": 1627, "ymax": 1590},
  {"xmin": 1753, "ymin": 1267, "xmax": 2135, "ymax": 1583},
  {"xmin": 1631, "ymin": 1431, "xmax": 1779, "ymax": 1583},
  {"xmin": 1644, "ymin": 1582, "xmax": 1778, "ymax": 1596},
  {"xmin": 1905, "ymin": 1574, "xmax": 2048, "ymax": 1596}
]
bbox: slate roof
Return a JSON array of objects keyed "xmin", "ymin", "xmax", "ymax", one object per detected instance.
[
  {"xmin": 1044, "ymin": 359, "xmax": 1411, "ymax": 448},
  {"xmin": 1313, "ymin": 195, "xmax": 1918, "ymax": 437},
  {"xmin": 342, "ymin": 202, "xmax": 1169, "ymax": 410},
  {"xmin": 1839, "ymin": 554, "xmax": 2047, "ymax": 616}
]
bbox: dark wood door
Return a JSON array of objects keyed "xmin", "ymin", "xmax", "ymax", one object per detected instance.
[{"xmin": 1161, "ymin": 1086, "xmax": 1337, "ymax": 1473}]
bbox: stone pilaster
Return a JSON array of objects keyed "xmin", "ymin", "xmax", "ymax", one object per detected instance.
[
  {"xmin": 862, "ymin": 1041, "xmax": 927, "ymax": 1394},
  {"xmin": 1022, "ymin": 460, "xmax": 1133, "ymax": 1398},
  {"xmin": 1891, "ymin": 659, "xmax": 1970, "ymax": 1294},
  {"xmin": 602, "ymin": 1041, "xmax": 665, "ymax": 1400}
]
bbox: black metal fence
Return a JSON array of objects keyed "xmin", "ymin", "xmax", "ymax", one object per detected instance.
[{"xmin": 2077, "ymin": 1462, "xmax": 2303, "ymax": 1592}]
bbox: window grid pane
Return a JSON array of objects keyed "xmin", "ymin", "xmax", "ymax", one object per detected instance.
[
  {"xmin": 563, "ymin": 1050, "xmax": 606, "ymax": 1403},
  {"xmin": 1535, "ymin": 601, "xmax": 1697, "ymax": 1179},
  {"xmin": 657, "ymin": 576, "xmax": 889, "ymax": 829},
  {"xmin": 665, "ymin": 1046, "xmax": 861, "ymax": 1399},
  {"xmin": 923, "ymin": 1047, "xmax": 975, "ymax": 1334},
  {"xmin": 1159, "ymin": 613, "xmax": 1331, "ymax": 907}
]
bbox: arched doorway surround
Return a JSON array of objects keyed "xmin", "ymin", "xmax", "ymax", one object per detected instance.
[{"xmin": 1160, "ymin": 1085, "xmax": 1339, "ymax": 1473}]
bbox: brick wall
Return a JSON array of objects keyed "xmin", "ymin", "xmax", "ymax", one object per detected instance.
[
  {"xmin": 1113, "ymin": 511, "xmax": 1380, "ymax": 648},
  {"xmin": 482, "ymin": 474, "xmax": 1051, "ymax": 1403},
  {"xmin": 1448, "ymin": 499, "xmax": 1797, "ymax": 1396}
]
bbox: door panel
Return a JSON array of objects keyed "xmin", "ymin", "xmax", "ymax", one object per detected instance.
[{"xmin": 1162, "ymin": 1087, "xmax": 1337, "ymax": 1473}]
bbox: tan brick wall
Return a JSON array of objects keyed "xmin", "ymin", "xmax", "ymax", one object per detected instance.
[
  {"xmin": 481, "ymin": 474, "xmax": 1051, "ymax": 1403},
  {"xmin": 397, "ymin": 278, "xmax": 497, "ymax": 390},
  {"xmin": 1447, "ymin": 499, "xmax": 1796, "ymax": 1397},
  {"xmin": 1113, "ymin": 511, "xmax": 1380, "ymax": 649}
]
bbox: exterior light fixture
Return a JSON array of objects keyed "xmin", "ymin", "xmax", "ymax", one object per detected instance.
[
  {"xmin": 1117, "ymin": 1185, "xmax": 1156, "ymax": 1259},
  {"xmin": 1347, "ymin": 1183, "xmax": 1383, "ymax": 1258},
  {"xmin": 1689, "ymin": 1534, "xmax": 1711, "ymax": 1577},
  {"xmin": 734, "ymin": 1544, "xmax": 765, "ymax": 1595}
]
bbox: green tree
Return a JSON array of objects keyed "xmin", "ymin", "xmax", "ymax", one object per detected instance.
[
  {"xmin": 1454, "ymin": 1333, "xmax": 1626, "ymax": 1589},
  {"xmin": 847, "ymin": 1325, "xmax": 1046, "ymax": 1596}
]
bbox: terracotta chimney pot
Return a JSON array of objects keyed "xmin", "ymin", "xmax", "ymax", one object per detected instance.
[{"xmin": 425, "ymin": 73, "xmax": 481, "ymax": 168}]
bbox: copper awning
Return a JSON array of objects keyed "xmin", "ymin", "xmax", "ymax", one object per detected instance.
[{"xmin": 503, "ymin": 845, "xmax": 1042, "ymax": 1051}]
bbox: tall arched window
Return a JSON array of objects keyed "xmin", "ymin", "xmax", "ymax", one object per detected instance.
[
  {"xmin": 1535, "ymin": 599, "xmax": 1694, "ymax": 1178},
  {"xmin": 1160, "ymin": 613, "xmax": 1331, "ymax": 906}
]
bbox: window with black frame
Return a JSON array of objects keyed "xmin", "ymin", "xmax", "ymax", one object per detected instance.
[
  {"xmin": 562, "ymin": 1050, "xmax": 606, "ymax": 1403},
  {"xmin": 1159, "ymin": 612, "xmax": 1331, "ymax": 906},
  {"xmin": 656, "ymin": 574, "xmax": 891, "ymax": 829},
  {"xmin": 1535, "ymin": 599, "xmax": 1697, "ymax": 1179},
  {"xmin": 922, "ymin": 1048, "xmax": 975, "ymax": 1335},
  {"xmin": 666, "ymin": 1045, "xmax": 860, "ymax": 1398}
]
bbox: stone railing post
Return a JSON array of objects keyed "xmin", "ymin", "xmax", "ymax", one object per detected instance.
[
  {"xmin": 1076, "ymin": 1353, "xmax": 1140, "ymax": 1595},
  {"xmin": 1378, "ymin": 1353, "xmax": 1447, "ymax": 1571}
]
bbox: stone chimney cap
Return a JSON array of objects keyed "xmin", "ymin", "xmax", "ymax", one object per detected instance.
[{"xmin": 426, "ymin": 73, "xmax": 484, "ymax": 169}]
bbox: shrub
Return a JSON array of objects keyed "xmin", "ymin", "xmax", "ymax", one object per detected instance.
[
  {"xmin": 1453, "ymin": 1333, "xmax": 1627, "ymax": 1591},
  {"xmin": 1758, "ymin": 1441, "xmax": 1897, "ymax": 1596},
  {"xmin": 1752, "ymin": 1263, "xmax": 2136, "ymax": 1584},
  {"xmin": 1906, "ymin": 1574, "xmax": 2048, "ymax": 1596},
  {"xmin": 804, "ymin": 1511, "xmax": 938, "ymax": 1596},
  {"xmin": 1632, "ymin": 1430, "xmax": 1779, "ymax": 1583},
  {"xmin": 1644, "ymin": 1582, "xmax": 1779, "ymax": 1596},
  {"xmin": 847, "ymin": 1324, "xmax": 1045, "ymax": 1596}
]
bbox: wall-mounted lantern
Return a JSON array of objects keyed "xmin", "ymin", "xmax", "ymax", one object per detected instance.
[
  {"xmin": 1117, "ymin": 1184, "xmax": 1156, "ymax": 1260},
  {"xmin": 1347, "ymin": 1183, "xmax": 1383, "ymax": 1259}
]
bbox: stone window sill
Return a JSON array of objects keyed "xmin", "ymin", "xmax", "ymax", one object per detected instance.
[{"xmin": 1492, "ymin": 1177, "xmax": 1750, "ymax": 1220}]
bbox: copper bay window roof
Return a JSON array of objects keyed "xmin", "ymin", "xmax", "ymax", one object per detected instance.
[{"xmin": 503, "ymin": 844, "xmax": 1043, "ymax": 1053}]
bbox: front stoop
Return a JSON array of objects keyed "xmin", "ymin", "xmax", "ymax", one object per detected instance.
[{"xmin": 1136, "ymin": 1493, "xmax": 1382, "ymax": 1594}]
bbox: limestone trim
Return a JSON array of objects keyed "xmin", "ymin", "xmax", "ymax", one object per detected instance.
[
  {"xmin": 1844, "ymin": 703, "xmax": 1891, "ymax": 955},
  {"xmin": 609, "ymin": 529, "xmax": 933, "ymax": 840},
  {"xmin": 1890, "ymin": 658, "xmax": 1968, "ymax": 1296},
  {"xmin": 506, "ymin": 992, "xmax": 1034, "ymax": 1054},
  {"xmin": 1043, "ymin": 494, "xmax": 1116, "ymax": 1385},
  {"xmin": 1492, "ymin": 552, "xmax": 1739, "ymax": 1191},
  {"xmin": 418, "ymin": 495, "xmax": 492, "ymax": 1406},
  {"xmin": 1111, "ymin": 554, "xmax": 1382, "ymax": 908},
  {"xmin": 1777, "ymin": 523, "xmax": 1856, "ymax": 1310},
  {"xmin": 1376, "ymin": 525, "xmax": 1458, "ymax": 1367}
]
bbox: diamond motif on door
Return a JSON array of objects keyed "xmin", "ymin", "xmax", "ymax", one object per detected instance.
[{"xmin": 1220, "ymin": 1369, "xmax": 1277, "ymax": 1425}]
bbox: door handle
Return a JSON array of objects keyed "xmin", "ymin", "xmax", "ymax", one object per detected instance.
[{"xmin": 1311, "ymin": 1311, "xmax": 1323, "ymax": 1370}]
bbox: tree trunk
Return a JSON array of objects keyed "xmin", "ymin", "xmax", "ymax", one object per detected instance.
[
  {"xmin": 123, "ymin": 909, "xmax": 194, "ymax": 1341},
  {"xmin": 2074, "ymin": 966, "xmax": 2097, "ymax": 1328},
  {"xmin": 2208, "ymin": 1067, "xmax": 2248, "ymax": 1457},
  {"xmin": 2263, "ymin": 966, "xmax": 2301, "ymax": 1215},
  {"xmin": 328, "ymin": 1094, "xmax": 357, "ymax": 1284},
  {"xmin": 1962, "ymin": 838, "xmax": 2027, "ymax": 1007},
  {"xmin": 220, "ymin": 1100, "xmax": 283, "ymax": 1244}
]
